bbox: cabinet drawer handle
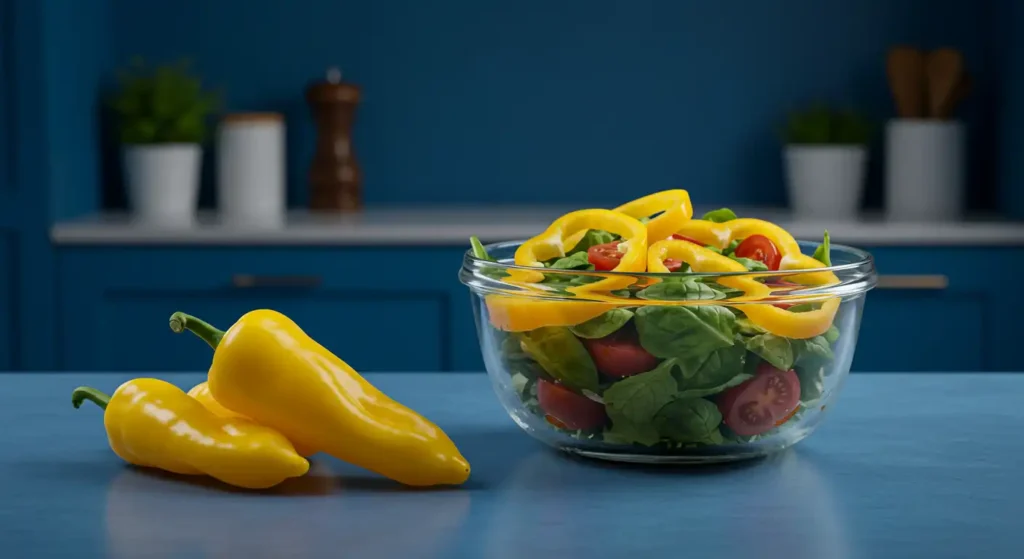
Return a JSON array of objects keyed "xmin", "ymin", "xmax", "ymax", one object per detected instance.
[
  {"xmin": 231, "ymin": 274, "xmax": 323, "ymax": 288},
  {"xmin": 876, "ymin": 274, "xmax": 949, "ymax": 290}
]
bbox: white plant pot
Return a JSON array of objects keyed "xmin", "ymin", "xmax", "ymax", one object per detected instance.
[
  {"xmin": 784, "ymin": 145, "xmax": 867, "ymax": 219},
  {"xmin": 885, "ymin": 119, "xmax": 964, "ymax": 222},
  {"xmin": 123, "ymin": 144, "xmax": 202, "ymax": 227}
]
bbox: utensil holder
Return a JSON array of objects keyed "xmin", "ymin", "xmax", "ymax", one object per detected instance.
[{"xmin": 885, "ymin": 119, "xmax": 964, "ymax": 221}]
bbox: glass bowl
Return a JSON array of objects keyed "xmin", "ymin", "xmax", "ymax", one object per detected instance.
[{"xmin": 459, "ymin": 240, "xmax": 876, "ymax": 464}]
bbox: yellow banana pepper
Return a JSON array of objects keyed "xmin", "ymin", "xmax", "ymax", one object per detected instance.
[
  {"xmin": 71, "ymin": 378, "xmax": 309, "ymax": 490},
  {"xmin": 169, "ymin": 310, "xmax": 471, "ymax": 487},
  {"xmin": 647, "ymin": 239, "xmax": 840, "ymax": 339},
  {"xmin": 564, "ymin": 189, "xmax": 694, "ymax": 248},
  {"xmin": 187, "ymin": 382, "xmax": 318, "ymax": 458}
]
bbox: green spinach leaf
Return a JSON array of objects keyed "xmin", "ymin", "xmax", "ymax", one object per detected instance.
[
  {"xmin": 701, "ymin": 208, "xmax": 738, "ymax": 223},
  {"xmin": 469, "ymin": 235, "xmax": 495, "ymax": 261},
  {"xmin": 654, "ymin": 398, "xmax": 725, "ymax": 444},
  {"xmin": 520, "ymin": 327, "xmax": 599, "ymax": 391},
  {"xmin": 745, "ymin": 333, "xmax": 796, "ymax": 370},
  {"xmin": 637, "ymin": 279, "xmax": 723, "ymax": 301},
  {"xmin": 795, "ymin": 365, "xmax": 826, "ymax": 402},
  {"xmin": 634, "ymin": 305, "xmax": 736, "ymax": 359},
  {"xmin": 570, "ymin": 229, "xmax": 617, "ymax": 253},
  {"xmin": 729, "ymin": 256, "xmax": 769, "ymax": 272},
  {"xmin": 604, "ymin": 419, "xmax": 661, "ymax": 446},
  {"xmin": 812, "ymin": 230, "xmax": 831, "ymax": 266},
  {"xmin": 672, "ymin": 346, "xmax": 751, "ymax": 398},
  {"xmin": 548, "ymin": 251, "xmax": 593, "ymax": 270},
  {"xmin": 795, "ymin": 335, "xmax": 835, "ymax": 368},
  {"xmin": 570, "ymin": 308, "xmax": 634, "ymax": 339},
  {"xmin": 824, "ymin": 325, "xmax": 840, "ymax": 344},
  {"xmin": 722, "ymin": 239, "xmax": 742, "ymax": 256},
  {"xmin": 735, "ymin": 317, "xmax": 767, "ymax": 335},
  {"xmin": 603, "ymin": 364, "xmax": 679, "ymax": 427}
]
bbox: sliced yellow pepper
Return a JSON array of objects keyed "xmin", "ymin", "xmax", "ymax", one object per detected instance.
[
  {"xmin": 671, "ymin": 217, "xmax": 834, "ymax": 284},
  {"xmin": 512, "ymin": 208, "xmax": 647, "ymax": 292},
  {"xmin": 485, "ymin": 296, "xmax": 619, "ymax": 332},
  {"xmin": 564, "ymin": 189, "xmax": 693, "ymax": 249},
  {"xmin": 647, "ymin": 239, "xmax": 840, "ymax": 339},
  {"xmin": 484, "ymin": 209, "xmax": 646, "ymax": 332}
]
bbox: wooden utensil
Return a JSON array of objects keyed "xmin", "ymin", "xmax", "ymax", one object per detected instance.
[
  {"xmin": 926, "ymin": 48, "xmax": 965, "ymax": 119},
  {"xmin": 934, "ymin": 72, "xmax": 971, "ymax": 120},
  {"xmin": 887, "ymin": 46, "xmax": 927, "ymax": 118}
]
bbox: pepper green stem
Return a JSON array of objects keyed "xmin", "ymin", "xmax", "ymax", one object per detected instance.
[
  {"xmin": 169, "ymin": 312, "xmax": 225, "ymax": 350},
  {"xmin": 71, "ymin": 387, "xmax": 110, "ymax": 410}
]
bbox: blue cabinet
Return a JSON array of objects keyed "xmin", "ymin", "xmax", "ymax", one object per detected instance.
[
  {"xmin": 56, "ymin": 247, "xmax": 484, "ymax": 373},
  {"xmin": 0, "ymin": 231, "xmax": 12, "ymax": 370},
  {"xmin": 853, "ymin": 246, "xmax": 1020, "ymax": 372},
  {"xmin": 53, "ymin": 243, "xmax": 1024, "ymax": 373}
]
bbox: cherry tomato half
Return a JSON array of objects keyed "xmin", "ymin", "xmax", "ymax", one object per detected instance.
[
  {"xmin": 587, "ymin": 241, "xmax": 623, "ymax": 271},
  {"xmin": 582, "ymin": 327, "xmax": 660, "ymax": 378},
  {"xmin": 536, "ymin": 379, "xmax": 607, "ymax": 431},
  {"xmin": 734, "ymin": 234, "xmax": 782, "ymax": 271},
  {"xmin": 717, "ymin": 363, "xmax": 801, "ymax": 437}
]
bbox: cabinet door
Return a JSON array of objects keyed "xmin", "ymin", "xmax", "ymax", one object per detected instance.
[
  {"xmin": 57, "ymin": 247, "xmax": 462, "ymax": 372},
  {"xmin": 850, "ymin": 247, "xmax": 1007, "ymax": 372}
]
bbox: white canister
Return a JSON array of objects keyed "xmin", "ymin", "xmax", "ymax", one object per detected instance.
[
  {"xmin": 216, "ymin": 113, "xmax": 286, "ymax": 226},
  {"xmin": 784, "ymin": 145, "xmax": 867, "ymax": 219},
  {"xmin": 124, "ymin": 143, "xmax": 202, "ymax": 227},
  {"xmin": 885, "ymin": 120, "xmax": 965, "ymax": 222}
]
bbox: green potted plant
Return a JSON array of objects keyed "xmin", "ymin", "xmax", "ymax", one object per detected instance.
[
  {"xmin": 110, "ymin": 59, "xmax": 219, "ymax": 226},
  {"xmin": 783, "ymin": 106, "xmax": 872, "ymax": 218}
]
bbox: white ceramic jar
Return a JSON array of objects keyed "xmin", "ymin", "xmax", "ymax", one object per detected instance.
[
  {"xmin": 216, "ymin": 113, "xmax": 286, "ymax": 227},
  {"xmin": 885, "ymin": 119, "xmax": 964, "ymax": 222}
]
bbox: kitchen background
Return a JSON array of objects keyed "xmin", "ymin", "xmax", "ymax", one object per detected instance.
[{"xmin": 3, "ymin": 0, "xmax": 1024, "ymax": 373}]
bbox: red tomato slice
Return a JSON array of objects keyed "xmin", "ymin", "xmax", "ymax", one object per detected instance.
[
  {"xmin": 734, "ymin": 234, "xmax": 782, "ymax": 271},
  {"xmin": 663, "ymin": 258, "xmax": 684, "ymax": 272},
  {"xmin": 717, "ymin": 363, "xmax": 801, "ymax": 436},
  {"xmin": 587, "ymin": 241, "xmax": 623, "ymax": 271},
  {"xmin": 582, "ymin": 328, "xmax": 660, "ymax": 378},
  {"xmin": 670, "ymin": 234, "xmax": 704, "ymax": 245},
  {"xmin": 536, "ymin": 379, "xmax": 607, "ymax": 431}
]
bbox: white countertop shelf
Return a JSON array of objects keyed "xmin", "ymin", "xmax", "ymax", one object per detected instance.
[{"xmin": 49, "ymin": 207, "xmax": 1024, "ymax": 247}]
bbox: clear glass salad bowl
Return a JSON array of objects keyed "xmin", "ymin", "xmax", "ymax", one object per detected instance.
[{"xmin": 460, "ymin": 240, "xmax": 877, "ymax": 464}]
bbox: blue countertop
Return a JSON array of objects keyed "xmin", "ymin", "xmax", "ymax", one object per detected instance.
[{"xmin": 0, "ymin": 372, "xmax": 1021, "ymax": 558}]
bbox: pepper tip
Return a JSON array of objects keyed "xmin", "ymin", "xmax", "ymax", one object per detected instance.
[{"xmin": 168, "ymin": 312, "xmax": 188, "ymax": 334}]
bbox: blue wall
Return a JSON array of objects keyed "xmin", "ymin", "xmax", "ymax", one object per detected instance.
[{"xmin": 105, "ymin": 0, "xmax": 998, "ymax": 211}]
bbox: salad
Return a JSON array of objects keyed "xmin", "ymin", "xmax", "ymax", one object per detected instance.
[{"xmin": 469, "ymin": 189, "xmax": 842, "ymax": 449}]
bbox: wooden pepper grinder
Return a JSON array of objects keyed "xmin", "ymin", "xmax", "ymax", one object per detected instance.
[{"xmin": 306, "ymin": 67, "xmax": 362, "ymax": 211}]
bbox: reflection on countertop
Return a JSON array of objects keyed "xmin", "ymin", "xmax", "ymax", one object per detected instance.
[{"xmin": 49, "ymin": 207, "xmax": 1024, "ymax": 246}]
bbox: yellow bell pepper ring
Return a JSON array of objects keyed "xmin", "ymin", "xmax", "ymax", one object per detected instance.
[
  {"xmin": 672, "ymin": 218, "xmax": 801, "ymax": 255},
  {"xmin": 187, "ymin": 381, "xmax": 318, "ymax": 458},
  {"xmin": 71, "ymin": 379, "xmax": 310, "ymax": 490},
  {"xmin": 614, "ymin": 189, "xmax": 694, "ymax": 242},
  {"xmin": 646, "ymin": 239, "xmax": 839, "ymax": 339},
  {"xmin": 485, "ymin": 295, "xmax": 619, "ymax": 332},
  {"xmin": 564, "ymin": 189, "xmax": 694, "ymax": 248},
  {"xmin": 169, "ymin": 310, "xmax": 471, "ymax": 488},
  {"xmin": 515, "ymin": 208, "xmax": 647, "ymax": 270}
]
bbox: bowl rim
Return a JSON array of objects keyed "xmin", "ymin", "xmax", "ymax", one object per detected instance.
[
  {"xmin": 459, "ymin": 238, "xmax": 877, "ymax": 302},
  {"xmin": 463, "ymin": 239, "xmax": 875, "ymax": 276}
]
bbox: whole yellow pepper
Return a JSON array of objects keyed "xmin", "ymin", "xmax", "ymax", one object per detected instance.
[
  {"xmin": 187, "ymin": 381, "xmax": 318, "ymax": 458},
  {"xmin": 72, "ymin": 378, "xmax": 309, "ymax": 490},
  {"xmin": 169, "ymin": 310, "xmax": 471, "ymax": 487}
]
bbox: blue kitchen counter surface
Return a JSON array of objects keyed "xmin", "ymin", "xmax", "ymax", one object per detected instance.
[{"xmin": 0, "ymin": 372, "xmax": 1021, "ymax": 558}]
